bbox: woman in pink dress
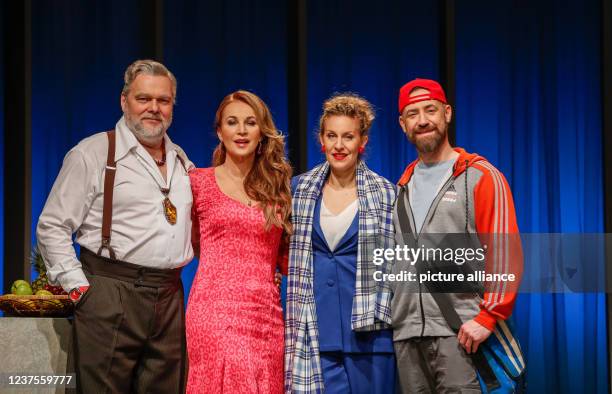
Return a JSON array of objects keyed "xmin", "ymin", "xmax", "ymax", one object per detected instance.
[{"xmin": 186, "ymin": 90, "xmax": 292, "ymax": 393}]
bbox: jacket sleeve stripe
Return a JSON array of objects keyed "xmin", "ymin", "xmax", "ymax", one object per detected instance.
[{"xmin": 477, "ymin": 161, "xmax": 510, "ymax": 311}]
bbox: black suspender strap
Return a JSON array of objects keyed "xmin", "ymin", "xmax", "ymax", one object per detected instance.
[{"xmin": 98, "ymin": 130, "xmax": 117, "ymax": 260}]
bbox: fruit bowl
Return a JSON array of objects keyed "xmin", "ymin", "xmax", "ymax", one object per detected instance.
[{"xmin": 0, "ymin": 294, "xmax": 74, "ymax": 317}]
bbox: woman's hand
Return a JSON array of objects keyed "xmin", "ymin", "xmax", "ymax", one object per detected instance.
[{"xmin": 274, "ymin": 272, "xmax": 282, "ymax": 288}]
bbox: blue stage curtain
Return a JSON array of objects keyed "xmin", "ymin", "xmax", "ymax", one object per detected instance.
[
  {"xmin": 162, "ymin": 0, "xmax": 289, "ymax": 298},
  {"xmin": 163, "ymin": 0, "xmax": 288, "ymax": 166},
  {"xmin": 13, "ymin": 3, "xmax": 610, "ymax": 391},
  {"xmin": 27, "ymin": 1, "xmax": 152, "ymax": 306},
  {"xmin": 30, "ymin": 0, "xmax": 147, "ymax": 250},
  {"xmin": 306, "ymin": 0, "xmax": 441, "ymax": 182},
  {"xmin": 454, "ymin": 0, "xmax": 607, "ymax": 392}
]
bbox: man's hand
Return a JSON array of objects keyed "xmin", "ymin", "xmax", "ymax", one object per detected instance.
[{"xmin": 457, "ymin": 319, "xmax": 492, "ymax": 354}]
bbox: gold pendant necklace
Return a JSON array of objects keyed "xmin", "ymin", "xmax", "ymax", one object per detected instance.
[
  {"xmin": 135, "ymin": 143, "xmax": 178, "ymax": 225},
  {"xmin": 160, "ymin": 187, "xmax": 177, "ymax": 225}
]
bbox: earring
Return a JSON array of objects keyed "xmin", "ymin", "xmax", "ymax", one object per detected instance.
[
  {"xmin": 257, "ymin": 141, "xmax": 263, "ymax": 155},
  {"xmin": 358, "ymin": 146, "xmax": 365, "ymax": 154},
  {"xmin": 320, "ymin": 145, "xmax": 326, "ymax": 153}
]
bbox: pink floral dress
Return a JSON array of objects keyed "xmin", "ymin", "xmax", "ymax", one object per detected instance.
[{"xmin": 186, "ymin": 167, "xmax": 286, "ymax": 394}]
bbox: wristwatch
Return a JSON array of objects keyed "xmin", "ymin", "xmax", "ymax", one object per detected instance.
[{"xmin": 69, "ymin": 286, "xmax": 90, "ymax": 303}]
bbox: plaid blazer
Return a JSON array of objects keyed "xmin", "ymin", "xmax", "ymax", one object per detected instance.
[{"xmin": 284, "ymin": 161, "xmax": 396, "ymax": 393}]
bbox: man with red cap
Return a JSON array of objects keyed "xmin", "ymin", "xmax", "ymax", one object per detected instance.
[{"xmin": 390, "ymin": 78, "xmax": 524, "ymax": 392}]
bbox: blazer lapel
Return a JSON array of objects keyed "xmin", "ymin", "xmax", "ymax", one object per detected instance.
[
  {"xmin": 312, "ymin": 198, "xmax": 331, "ymax": 251},
  {"xmin": 332, "ymin": 210, "xmax": 359, "ymax": 252}
]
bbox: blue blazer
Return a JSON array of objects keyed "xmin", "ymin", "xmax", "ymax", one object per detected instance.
[{"xmin": 311, "ymin": 196, "xmax": 394, "ymax": 354}]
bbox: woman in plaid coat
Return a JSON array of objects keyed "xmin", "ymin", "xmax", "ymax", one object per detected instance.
[{"xmin": 284, "ymin": 94, "xmax": 397, "ymax": 393}]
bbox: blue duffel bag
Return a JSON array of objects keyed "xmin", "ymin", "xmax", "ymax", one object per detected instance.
[{"xmin": 477, "ymin": 319, "xmax": 526, "ymax": 393}]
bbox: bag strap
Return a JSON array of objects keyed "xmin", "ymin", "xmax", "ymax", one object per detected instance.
[
  {"xmin": 97, "ymin": 130, "xmax": 117, "ymax": 260},
  {"xmin": 396, "ymin": 185, "xmax": 500, "ymax": 391}
]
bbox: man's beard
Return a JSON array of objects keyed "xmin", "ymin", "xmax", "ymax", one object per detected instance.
[
  {"xmin": 408, "ymin": 125, "xmax": 446, "ymax": 154},
  {"xmin": 124, "ymin": 112, "xmax": 172, "ymax": 144}
]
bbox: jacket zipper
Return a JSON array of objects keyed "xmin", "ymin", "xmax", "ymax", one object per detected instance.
[
  {"xmin": 406, "ymin": 198, "xmax": 429, "ymax": 337},
  {"xmin": 405, "ymin": 175, "xmax": 456, "ymax": 337}
]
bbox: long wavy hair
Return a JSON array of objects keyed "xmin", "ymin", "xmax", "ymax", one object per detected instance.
[{"xmin": 212, "ymin": 90, "xmax": 292, "ymax": 237}]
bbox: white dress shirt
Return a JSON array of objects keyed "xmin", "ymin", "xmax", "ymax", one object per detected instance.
[{"xmin": 36, "ymin": 117, "xmax": 195, "ymax": 291}]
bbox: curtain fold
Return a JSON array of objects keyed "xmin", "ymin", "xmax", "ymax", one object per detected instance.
[
  {"xmin": 454, "ymin": 0, "xmax": 607, "ymax": 392},
  {"xmin": 306, "ymin": 0, "xmax": 441, "ymax": 181},
  {"xmin": 31, "ymin": 0, "xmax": 146, "ymax": 247},
  {"xmin": 163, "ymin": 0, "xmax": 289, "ymax": 298}
]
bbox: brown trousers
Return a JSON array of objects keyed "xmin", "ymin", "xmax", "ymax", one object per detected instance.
[{"xmin": 72, "ymin": 248, "xmax": 186, "ymax": 394}]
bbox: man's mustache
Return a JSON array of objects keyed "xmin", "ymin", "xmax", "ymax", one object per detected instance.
[
  {"xmin": 142, "ymin": 116, "xmax": 163, "ymax": 122},
  {"xmin": 415, "ymin": 126, "xmax": 438, "ymax": 135}
]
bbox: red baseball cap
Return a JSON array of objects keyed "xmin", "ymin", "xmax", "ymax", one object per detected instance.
[{"xmin": 398, "ymin": 78, "xmax": 448, "ymax": 113}]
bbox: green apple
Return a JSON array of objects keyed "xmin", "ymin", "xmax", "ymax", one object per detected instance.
[
  {"xmin": 11, "ymin": 280, "xmax": 31, "ymax": 295},
  {"xmin": 14, "ymin": 284, "xmax": 33, "ymax": 296},
  {"xmin": 35, "ymin": 289, "xmax": 53, "ymax": 296}
]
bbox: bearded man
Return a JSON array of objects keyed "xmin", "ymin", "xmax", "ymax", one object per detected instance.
[
  {"xmin": 37, "ymin": 60, "xmax": 194, "ymax": 393},
  {"xmin": 391, "ymin": 79, "xmax": 523, "ymax": 393}
]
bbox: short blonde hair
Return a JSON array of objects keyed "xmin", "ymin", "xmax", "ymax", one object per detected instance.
[
  {"xmin": 318, "ymin": 93, "xmax": 375, "ymax": 137},
  {"xmin": 122, "ymin": 59, "xmax": 177, "ymax": 102}
]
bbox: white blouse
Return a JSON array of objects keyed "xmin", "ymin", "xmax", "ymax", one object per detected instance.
[{"xmin": 320, "ymin": 199, "xmax": 358, "ymax": 251}]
